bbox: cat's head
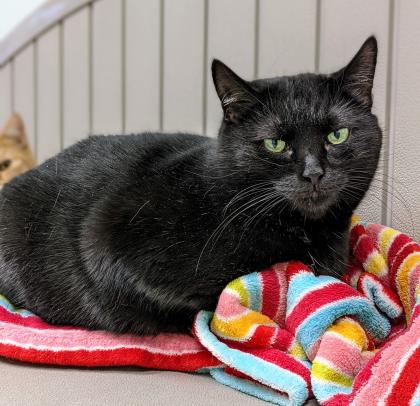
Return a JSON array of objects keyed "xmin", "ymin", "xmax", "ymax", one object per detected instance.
[
  {"xmin": 213, "ymin": 36, "xmax": 381, "ymax": 220},
  {"xmin": 0, "ymin": 113, "xmax": 36, "ymax": 187}
]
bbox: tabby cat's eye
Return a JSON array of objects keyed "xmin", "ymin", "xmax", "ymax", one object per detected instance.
[
  {"xmin": 0, "ymin": 160, "xmax": 11, "ymax": 171},
  {"xmin": 264, "ymin": 138, "xmax": 286, "ymax": 153},
  {"xmin": 327, "ymin": 128, "xmax": 349, "ymax": 145}
]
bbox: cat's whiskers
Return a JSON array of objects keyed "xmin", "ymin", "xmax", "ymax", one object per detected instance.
[
  {"xmin": 211, "ymin": 191, "xmax": 279, "ymax": 249},
  {"xmin": 195, "ymin": 187, "xmax": 277, "ymax": 275},
  {"xmin": 234, "ymin": 192, "xmax": 285, "ymax": 251},
  {"xmin": 211, "ymin": 192, "xmax": 281, "ymax": 254},
  {"xmin": 326, "ymin": 243, "xmax": 350, "ymax": 271},
  {"xmin": 243, "ymin": 193, "xmax": 287, "ymax": 231},
  {"xmin": 309, "ymin": 251, "xmax": 343, "ymax": 279},
  {"xmin": 222, "ymin": 181, "xmax": 274, "ymax": 216}
]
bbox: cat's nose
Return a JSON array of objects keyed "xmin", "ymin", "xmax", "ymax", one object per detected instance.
[
  {"xmin": 303, "ymin": 171, "xmax": 323, "ymax": 186},
  {"xmin": 302, "ymin": 155, "xmax": 324, "ymax": 186}
]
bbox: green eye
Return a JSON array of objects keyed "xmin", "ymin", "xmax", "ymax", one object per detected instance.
[
  {"xmin": 327, "ymin": 128, "xmax": 349, "ymax": 145},
  {"xmin": 264, "ymin": 138, "xmax": 286, "ymax": 153}
]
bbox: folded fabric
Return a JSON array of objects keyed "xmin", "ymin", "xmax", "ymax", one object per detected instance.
[{"xmin": 0, "ymin": 217, "xmax": 419, "ymax": 406}]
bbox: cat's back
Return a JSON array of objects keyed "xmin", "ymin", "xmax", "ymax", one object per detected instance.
[
  {"xmin": 1, "ymin": 132, "xmax": 213, "ymax": 198},
  {"xmin": 0, "ymin": 131, "xmax": 214, "ymax": 250},
  {"xmin": 0, "ymin": 131, "xmax": 215, "ymax": 311}
]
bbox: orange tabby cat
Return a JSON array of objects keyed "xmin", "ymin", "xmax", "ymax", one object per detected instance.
[{"xmin": 0, "ymin": 113, "xmax": 36, "ymax": 187}]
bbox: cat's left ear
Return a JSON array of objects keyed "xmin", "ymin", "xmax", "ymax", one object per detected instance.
[
  {"xmin": 333, "ymin": 36, "xmax": 378, "ymax": 108},
  {"xmin": 212, "ymin": 59, "xmax": 257, "ymax": 123},
  {"xmin": 1, "ymin": 113, "xmax": 28, "ymax": 146}
]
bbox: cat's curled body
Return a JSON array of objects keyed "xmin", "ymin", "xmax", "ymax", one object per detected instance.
[{"xmin": 0, "ymin": 38, "xmax": 382, "ymax": 335}]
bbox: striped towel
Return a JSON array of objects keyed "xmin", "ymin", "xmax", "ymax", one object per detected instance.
[{"xmin": 1, "ymin": 218, "xmax": 419, "ymax": 405}]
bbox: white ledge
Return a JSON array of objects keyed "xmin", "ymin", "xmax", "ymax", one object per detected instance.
[{"xmin": 0, "ymin": 0, "xmax": 94, "ymax": 66}]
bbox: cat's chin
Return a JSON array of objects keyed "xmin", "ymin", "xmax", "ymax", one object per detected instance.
[{"xmin": 293, "ymin": 192, "xmax": 336, "ymax": 220}]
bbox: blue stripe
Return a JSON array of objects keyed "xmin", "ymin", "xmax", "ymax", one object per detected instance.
[
  {"xmin": 296, "ymin": 297, "xmax": 390, "ymax": 352},
  {"xmin": 363, "ymin": 277, "xmax": 401, "ymax": 319},
  {"xmin": 312, "ymin": 377, "xmax": 352, "ymax": 403},
  {"xmin": 411, "ymin": 384, "xmax": 420, "ymax": 406},
  {"xmin": 287, "ymin": 273, "xmax": 337, "ymax": 310},
  {"xmin": 0, "ymin": 295, "xmax": 33, "ymax": 317},
  {"xmin": 244, "ymin": 272, "xmax": 262, "ymax": 312},
  {"xmin": 211, "ymin": 368, "xmax": 291, "ymax": 406},
  {"xmin": 195, "ymin": 310, "xmax": 310, "ymax": 406}
]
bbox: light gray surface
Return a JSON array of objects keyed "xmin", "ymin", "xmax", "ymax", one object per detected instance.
[{"xmin": 0, "ymin": 359, "xmax": 270, "ymax": 406}]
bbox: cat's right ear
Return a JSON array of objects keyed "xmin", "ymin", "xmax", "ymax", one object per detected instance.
[
  {"xmin": 332, "ymin": 36, "xmax": 378, "ymax": 108},
  {"xmin": 212, "ymin": 59, "xmax": 256, "ymax": 123},
  {"xmin": 2, "ymin": 113, "xmax": 28, "ymax": 146}
]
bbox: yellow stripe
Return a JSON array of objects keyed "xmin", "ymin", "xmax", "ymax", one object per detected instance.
[
  {"xmin": 379, "ymin": 227, "xmax": 399, "ymax": 259},
  {"xmin": 327, "ymin": 318, "xmax": 367, "ymax": 349},
  {"xmin": 312, "ymin": 361, "xmax": 353, "ymax": 387},
  {"xmin": 289, "ymin": 342, "xmax": 307, "ymax": 360},
  {"xmin": 397, "ymin": 253, "xmax": 420, "ymax": 322},
  {"xmin": 351, "ymin": 215, "xmax": 360, "ymax": 226},
  {"xmin": 365, "ymin": 252, "xmax": 387, "ymax": 278},
  {"xmin": 229, "ymin": 278, "xmax": 249, "ymax": 307},
  {"xmin": 211, "ymin": 311, "xmax": 275, "ymax": 340},
  {"xmin": 0, "ymin": 294, "xmax": 28, "ymax": 313}
]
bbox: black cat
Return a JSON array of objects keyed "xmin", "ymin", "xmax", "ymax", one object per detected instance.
[{"xmin": 0, "ymin": 37, "xmax": 381, "ymax": 335}]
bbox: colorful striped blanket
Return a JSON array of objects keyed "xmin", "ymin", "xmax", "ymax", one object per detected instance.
[{"xmin": 0, "ymin": 217, "xmax": 419, "ymax": 405}]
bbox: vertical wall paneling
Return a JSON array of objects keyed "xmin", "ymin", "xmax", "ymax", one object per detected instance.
[
  {"xmin": 36, "ymin": 26, "xmax": 61, "ymax": 163},
  {"xmin": 13, "ymin": 45, "xmax": 36, "ymax": 153},
  {"xmin": 92, "ymin": 0, "xmax": 123, "ymax": 134},
  {"xmin": 2, "ymin": 0, "xmax": 420, "ymax": 238},
  {"xmin": 63, "ymin": 7, "xmax": 90, "ymax": 148},
  {"xmin": 125, "ymin": 0, "xmax": 160, "ymax": 133},
  {"xmin": 206, "ymin": 0, "xmax": 256, "ymax": 136},
  {"xmin": 163, "ymin": 0, "xmax": 205, "ymax": 133},
  {"xmin": 0, "ymin": 63, "xmax": 12, "ymax": 125},
  {"xmin": 258, "ymin": 1, "xmax": 317, "ymax": 77},
  {"xmin": 388, "ymin": 0, "xmax": 420, "ymax": 240},
  {"xmin": 319, "ymin": 0, "xmax": 391, "ymax": 224}
]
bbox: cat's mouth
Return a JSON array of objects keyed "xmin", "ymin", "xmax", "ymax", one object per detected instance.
[{"xmin": 293, "ymin": 189, "xmax": 336, "ymax": 219}]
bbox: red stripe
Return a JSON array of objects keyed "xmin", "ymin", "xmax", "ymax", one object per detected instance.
[
  {"xmin": 385, "ymin": 346, "xmax": 420, "ymax": 406},
  {"xmin": 391, "ymin": 242, "xmax": 418, "ymax": 275},
  {"xmin": 413, "ymin": 306, "xmax": 420, "ymax": 321},
  {"xmin": 228, "ymin": 347, "xmax": 311, "ymax": 384},
  {"xmin": 354, "ymin": 235, "xmax": 375, "ymax": 265},
  {"xmin": 358, "ymin": 273, "xmax": 403, "ymax": 315},
  {"xmin": 390, "ymin": 243, "xmax": 419, "ymax": 290},
  {"xmin": 261, "ymin": 271, "xmax": 280, "ymax": 321},
  {"xmin": 0, "ymin": 343, "xmax": 217, "ymax": 371},
  {"xmin": 286, "ymin": 262, "xmax": 311, "ymax": 283},
  {"xmin": 350, "ymin": 223, "xmax": 366, "ymax": 250},
  {"xmin": 0, "ymin": 307, "xmax": 83, "ymax": 330},
  {"xmin": 388, "ymin": 233, "xmax": 410, "ymax": 268},
  {"xmin": 343, "ymin": 347, "xmax": 383, "ymax": 404},
  {"xmin": 286, "ymin": 283, "xmax": 362, "ymax": 335},
  {"xmin": 273, "ymin": 329, "xmax": 295, "ymax": 351},
  {"xmin": 226, "ymin": 324, "xmax": 277, "ymax": 349}
]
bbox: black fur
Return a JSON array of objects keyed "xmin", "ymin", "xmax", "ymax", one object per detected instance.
[{"xmin": 0, "ymin": 37, "xmax": 381, "ymax": 335}]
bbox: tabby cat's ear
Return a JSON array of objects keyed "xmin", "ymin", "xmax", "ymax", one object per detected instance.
[
  {"xmin": 212, "ymin": 59, "xmax": 257, "ymax": 123},
  {"xmin": 333, "ymin": 36, "xmax": 378, "ymax": 108},
  {"xmin": 1, "ymin": 113, "xmax": 28, "ymax": 146}
]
